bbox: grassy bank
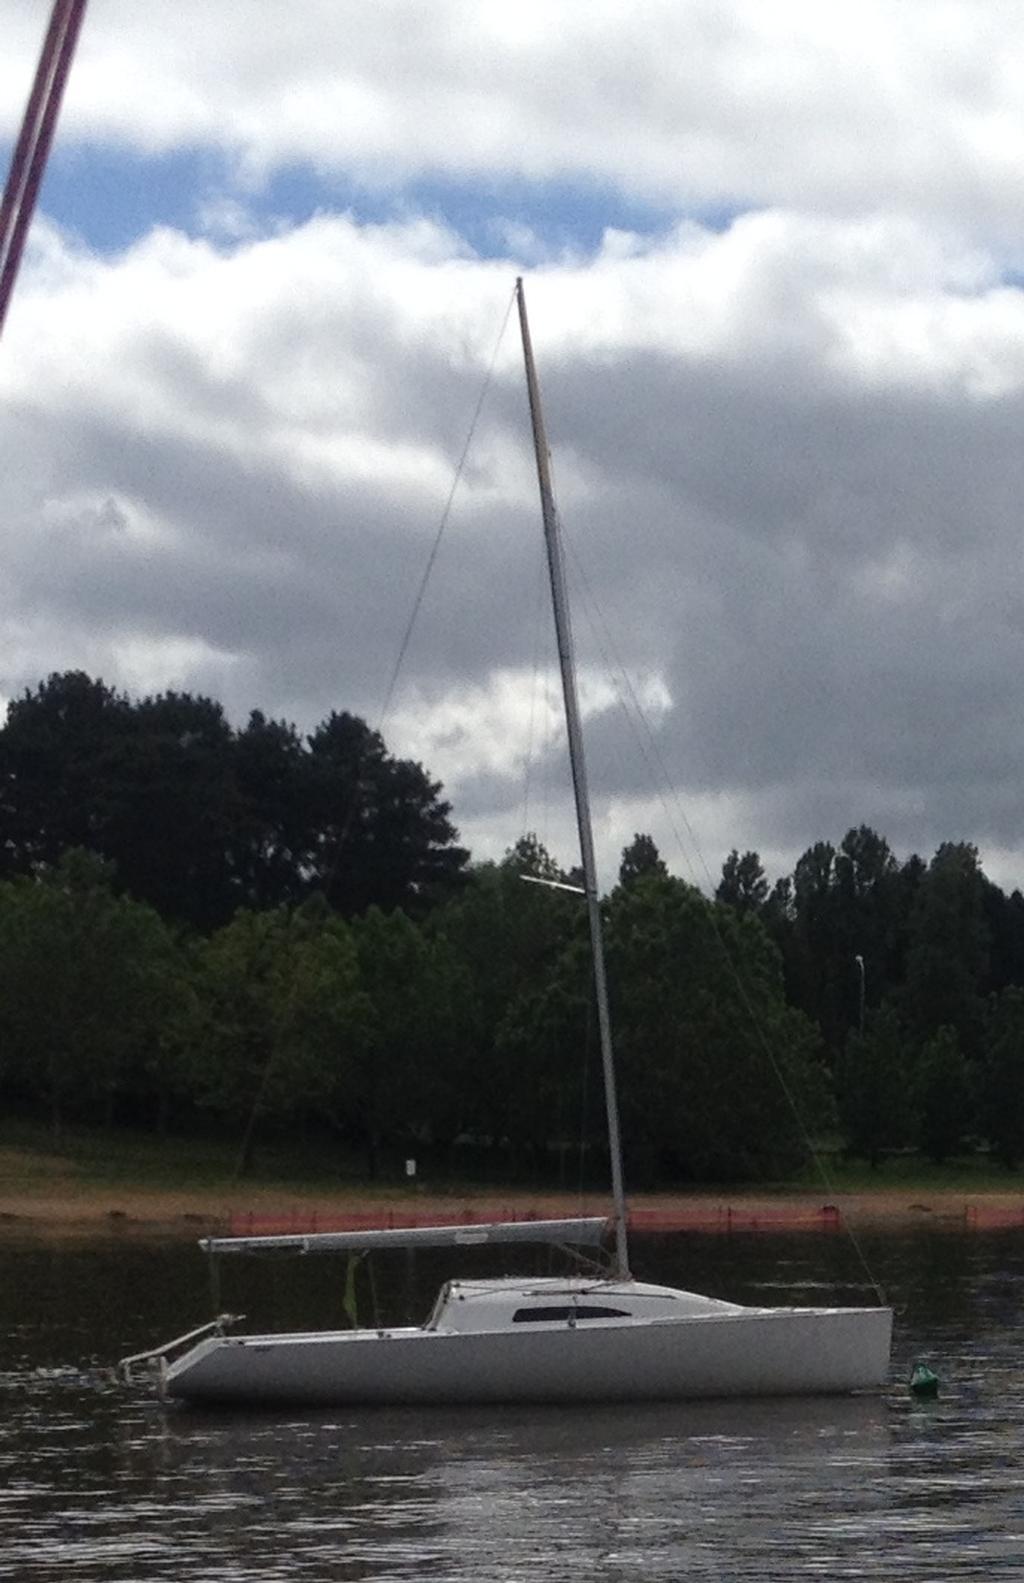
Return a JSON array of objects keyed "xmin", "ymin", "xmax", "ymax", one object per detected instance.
[
  {"xmin": 791, "ymin": 1153, "xmax": 1024, "ymax": 1195},
  {"xmin": 2, "ymin": 1120, "xmax": 1023, "ymax": 1238}
]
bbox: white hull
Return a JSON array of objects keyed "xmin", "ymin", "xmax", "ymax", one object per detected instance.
[{"xmin": 165, "ymin": 1302, "xmax": 892, "ymax": 1407}]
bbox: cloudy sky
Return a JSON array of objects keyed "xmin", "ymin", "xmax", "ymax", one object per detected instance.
[{"xmin": 4, "ymin": 0, "xmax": 1024, "ymax": 891}]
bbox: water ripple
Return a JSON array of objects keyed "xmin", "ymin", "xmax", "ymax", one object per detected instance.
[{"xmin": 4, "ymin": 1229, "xmax": 1024, "ymax": 1578}]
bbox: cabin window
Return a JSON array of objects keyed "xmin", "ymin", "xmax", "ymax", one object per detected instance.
[{"xmin": 511, "ymin": 1305, "xmax": 630, "ymax": 1324}]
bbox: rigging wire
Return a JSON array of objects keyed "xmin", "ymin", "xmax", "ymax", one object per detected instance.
[
  {"xmin": 559, "ymin": 520, "xmax": 888, "ymax": 1303},
  {"xmin": 240, "ymin": 289, "xmax": 516, "ymax": 1160},
  {"xmin": 320, "ymin": 283, "xmax": 516, "ymax": 904},
  {"xmin": 374, "ymin": 286, "xmax": 517, "ymax": 738}
]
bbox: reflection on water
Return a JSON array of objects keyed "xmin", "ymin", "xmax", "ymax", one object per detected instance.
[{"xmin": 2, "ymin": 1229, "xmax": 1024, "ymax": 1579}]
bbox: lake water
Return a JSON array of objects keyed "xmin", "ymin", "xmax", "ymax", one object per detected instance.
[{"xmin": 2, "ymin": 1224, "xmax": 1024, "ymax": 1580}]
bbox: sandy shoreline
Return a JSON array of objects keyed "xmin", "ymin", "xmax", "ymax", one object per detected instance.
[{"xmin": 2, "ymin": 1175, "xmax": 1024, "ymax": 1239}]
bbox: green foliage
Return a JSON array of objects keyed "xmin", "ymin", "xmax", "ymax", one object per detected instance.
[
  {"xmin": 190, "ymin": 901, "xmax": 371, "ymax": 1172},
  {"xmin": 0, "ymin": 672, "xmax": 468, "ymax": 929},
  {"xmin": 0, "ymin": 850, "xmax": 185, "ymax": 1138},
  {"xmin": 350, "ymin": 907, "xmax": 471, "ymax": 1172},
  {"xmin": 0, "ymin": 673, "xmax": 132, "ymax": 870},
  {"xmin": 305, "ymin": 711, "xmax": 468, "ymax": 918},
  {"xmin": 231, "ymin": 710, "xmax": 312, "ymax": 911},
  {"xmin": 492, "ymin": 931, "xmax": 593, "ymax": 1160},
  {"xmin": 777, "ymin": 829, "xmax": 907, "ymax": 1059},
  {"xmin": 902, "ymin": 843, "xmax": 989, "ymax": 1056},
  {"xmin": 429, "ymin": 842, "xmax": 581, "ymax": 1153},
  {"xmin": 619, "ymin": 833, "xmax": 668, "ymax": 888},
  {"xmin": 716, "ymin": 850, "xmax": 769, "ymax": 915},
  {"xmin": 492, "ymin": 872, "xmax": 827, "ymax": 1184},
  {"xmin": 837, "ymin": 1004, "xmax": 911, "ymax": 1166},
  {"xmin": 984, "ymin": 885, "xmax": 1024, "ymax": 995},
  {"xmin": 980, "ymin": 989, "xmax": 1024, "ymax": 1168},
  {"xmin": 8, "ymin": 703, "xmax": 1024, "ymax": 1187},
  {"xmin": 604, "ymin": 875, "xmax": 826, "ymax": 1181},
  {"xmin": 914, "ymin": 1025, "xmax": 973, "ymax": 1164},
  {"xmin": 501, "ymin": 833, "xmax": 567, "ymax": 882}
]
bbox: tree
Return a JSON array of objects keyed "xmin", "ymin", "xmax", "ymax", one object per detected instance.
[
  {"xmin": 351, "ymin": 908, "xmax": 440, "ymax": 1175},
  {"xmin": 0, "ymin": 675, "xmax": 243, "ymax": 929},
  {"xmin": 305, "ymin": 711, "xmax": 469, "ymax": 917},
  {"xmin": 0, "ymin": 674, "xmax": 470, "ymax": 930},
  {"xmin": 614, "ymin": 875, "xmax": 828, "ymax": 1181},
  {"xmin": 980, "ymin": 989, "xmax": 1024, "ymax": 1168},
  {"xmin": 837, "ymin": 1003, "xmax": 911, "ymax": 1167},
  {"xmin": 716, "ymin": 850, "xmax": 769, "ymax": 916},
  {"xmin": 228, "ymin": 709, "xmax": 311, "ymax": 912},
  {"xmin": 793, "ymin": 841, "xmax": 836, "ymax": 917},
  {"xmin": 425, "ymin": 842, "xmax": 581, "ymax": 1153},
  {"xmin": 0, "ymin": 850, "xmax": 184, "ymax": 1139},
  {"xmin": 0, "ymin": 672, "xmax": 131, "ymax": 876},
  {"xmin": 619, "ymin": 833, "xmax": 667, "ymax": 888},
  {"xmin": 190, "ymin": 902, "xmax": 371, "ymax": 1172},
  {"xmin": 779, "ymin": 840, "xmax": 851, "ymax": 1055},
  {"xmin": 915, "ymin": 1025, "xmax": 973, "ymax": 1164},
  {"xmin": 903, "ymin": 842, "xmax": 989, "ymax": 1055},
  {"xmin": 834, "ymin": 826, "xmax": 898, "ymax": 905},
  {"xmin": 762, "ymin": 875, "xmax": 794, "ymax": 929},
  {"xmin": 493, "ymin": 952, "xmax": 592, "ymax": 1167},
  {"xmin": 500, "ymin": 871, "xmax": 828, "ymax": 1184},
  {"xmin": 982, "ymin": 884, "xmax": 1024, "ymax": 997},
  {"xmin": 278, "ymin": 898, "xmax": 376, "ymax": 1147},
  {"xmin": 776, "ymin": 830, "xmax": 920, "ymax": 1060},
  {"xmin": 502, "ymin": 833, "xmax": 567, "ymax": 882},
  {"xmin": 108, "ymin": 690, "xmax": 240, "ymax": 930}
]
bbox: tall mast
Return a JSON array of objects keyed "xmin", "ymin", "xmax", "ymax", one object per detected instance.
[
  {"xmin": 0, "ymin": 0, "xmax": 89, "ymax": 340},
  {"xmin": 515, "ymin": 277, "xmax": 630, "ymax": 1280}
]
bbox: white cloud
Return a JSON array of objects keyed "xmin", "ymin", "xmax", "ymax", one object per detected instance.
[
  {"xmin": 6, "ymin": 0, "xmax": 1024, "ymax": 889},
  {"xmin": 387, "ymin": 665, "xmax": 671, "ymax": 789},
  {"xmin": 111, "ymin": 635, "xmax": 242, "ymax": 699},
  {"xmin": 4, "ymin": 0, "xmax": 1024, "ymax": 241}
]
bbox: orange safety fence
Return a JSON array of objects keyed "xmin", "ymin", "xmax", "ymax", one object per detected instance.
[
  {"xmin": 226, "ymin": 1203, "xmax": 846, "ymax": 1238},
  {"xmin": 226, "ymin": 1202, "xmax": 1024, "ymax": 1239},
  {"xmin": 963, "ymin": 1204, "xmax": 1024, "ymax": 1229},
  {"xmin": 627, "ymin": 1205, "xmax": 843, "ymax": 1234},
  {"xmin": 227, "ymin": 1205, "xmax": 551, "ymax": 1237}
]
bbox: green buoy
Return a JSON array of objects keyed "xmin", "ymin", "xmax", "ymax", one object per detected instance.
[{"xmin": 909, "ymin": 1363, "xmax": 940, "ymax": 1399}]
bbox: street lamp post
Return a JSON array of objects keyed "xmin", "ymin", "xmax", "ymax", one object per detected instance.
[{"xmin": 854, "ymin": 954, "xmax": 865, "ymax": 1037}]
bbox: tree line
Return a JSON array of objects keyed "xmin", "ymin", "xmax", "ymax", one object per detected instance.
[
  {"xmin": 0, "ymin": 671, "xmax": 467, "ymax": 929},
  {"xmin": 1, "ymin": 672, "xmax": 1024, "ymax": 1179},
  {"xmin": 717, "ymin": 831, "xmax": 1024, "ymax": 1169}
]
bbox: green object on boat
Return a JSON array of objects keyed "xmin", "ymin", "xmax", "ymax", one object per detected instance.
[{"xmin": 909, "ymin": 1363, "xmax": 939, "ymax": 1398}]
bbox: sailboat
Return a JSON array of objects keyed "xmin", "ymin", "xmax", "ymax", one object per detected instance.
[{"xmin": 120, "ymin": 280, "xmax": 892, "ymax": 1406}]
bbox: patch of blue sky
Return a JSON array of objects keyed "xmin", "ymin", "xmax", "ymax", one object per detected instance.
[
  {"xmin": 259, "ymin": 162, "xmax": 698, "ymax": 260},
  {"xmin": 21, "ymin": 143, "xmax": 222, "ymax": 252},
  {"xmin": 7, "ymin": 138, "xmax": 740, "ymax": 259}
]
